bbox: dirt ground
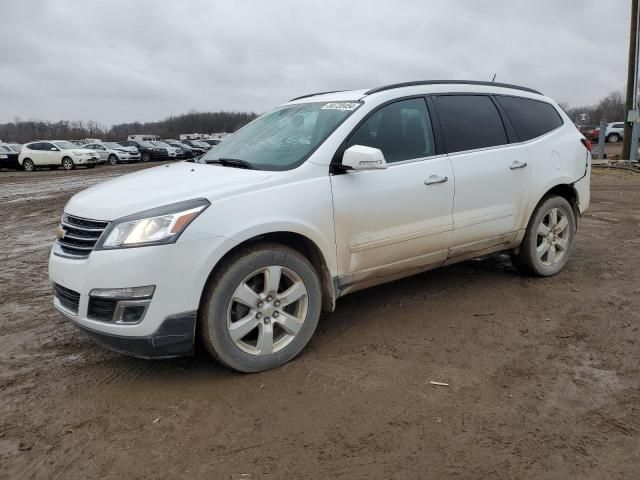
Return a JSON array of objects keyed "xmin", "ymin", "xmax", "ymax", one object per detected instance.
[{"xmin": 1, "ymin": 163, "xmax": 639, "ymax": 479}]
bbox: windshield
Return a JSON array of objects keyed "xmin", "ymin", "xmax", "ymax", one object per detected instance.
[
  {"xmin": 152, "ymin": 141, "xmax": 172, "ymax": 148},
  {"xmin": 0, "ymin": 145, "xmax": 10, "ymax": 152},
  {"xmin": 136, "ymin": 141, "xmax": 155, "ymax": 148},
  {"xmin": 201, "ymin": 101, "xmax": 361, "ymax": 170},
  {"xmin": 54, "ymin": 141, "xmax": 79, "ymax": 150},
  {"xmin": 105, "ymin": 142, "xmax": 124, "ymax": 149},
  {"xmin": 9, "ymin": 144, "xmax": 22, "ymax": 152}
]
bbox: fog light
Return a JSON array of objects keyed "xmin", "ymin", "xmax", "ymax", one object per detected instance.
[
  {"xmin": 90, "ymin": 286, "xmax": 155, "ymax": 299},
  {"xmin": 120, "ymin": 305, "xmax": 147, "ymax": 323}
]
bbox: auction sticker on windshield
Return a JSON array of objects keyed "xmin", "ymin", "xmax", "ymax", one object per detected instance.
[{"xmin": 321, "ymin": 102, "xmax": 360, "ymax": 111}]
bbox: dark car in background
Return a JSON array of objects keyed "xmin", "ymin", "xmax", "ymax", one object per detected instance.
[
  {"xmin": 182, "ymin": 139, "xmax": 212, "ymax": 151},
  {"xmin": 0, "ymin": 143, "xmax": 21, "ymax": 169},
  {"xmin": 119, "ymin": 140, "xmax": 168, "ymax": 162},
  {"xmin": 163, "ymin": 139, "xmax": 205, "ymax": 159}
]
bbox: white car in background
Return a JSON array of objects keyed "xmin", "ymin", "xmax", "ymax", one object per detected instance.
[
  {"xmin": 604, "ymin": 122, "xmax": 624, "ymax": 143},
  {"xmin": 83, "ymin": 142, "xmax": 141, "ymax": 165},
  {"xmin": 19, "ymin": 140, "xmax": 99, "ymax": 171}
]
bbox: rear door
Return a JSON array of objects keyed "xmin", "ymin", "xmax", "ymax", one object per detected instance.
[
  {"xmin": 331, "ymin": 97, "xmax": 454, "ymax": 287},
  {"xmin": 432, "ymin": 94, "xmax": 531, "ymax": 259}
]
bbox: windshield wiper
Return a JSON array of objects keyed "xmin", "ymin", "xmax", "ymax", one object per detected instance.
[{"xmin": 204, "ymin": 158, "xmax": 255, "ymax": 169}]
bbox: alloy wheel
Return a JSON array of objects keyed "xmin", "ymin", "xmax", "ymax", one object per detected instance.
[
  {"xmin": 536, "ymin": 207, "xmax": 571, "ymax": 267},
  {"xmin": 227, "ymin": 265, "xmax": 309, "ymax": 356}
]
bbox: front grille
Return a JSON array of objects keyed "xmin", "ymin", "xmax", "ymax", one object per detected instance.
[
  {"xmin": 56, "ymin": 214, "xmax": 109, "ymax": 259},
  {"xmin": 53, "ymin": 283, "xmax": 81, "ymax": 314}
]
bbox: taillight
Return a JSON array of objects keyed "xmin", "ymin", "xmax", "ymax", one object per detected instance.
[{"xmin": 581, "ymin": 138, "xmax": 592, "ymax": 152}]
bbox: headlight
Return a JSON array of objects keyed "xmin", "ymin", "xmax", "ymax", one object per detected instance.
[{"xmin": 97, "ymin": 199, "xmax": 209, "ymax": 249}]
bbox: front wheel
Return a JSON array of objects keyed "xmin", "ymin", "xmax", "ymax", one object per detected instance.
[
  {"xmin": 200, "ymin": 243, "xmax": 322, "ymax": 372},
  {"xmin": 62, "ymin": 157, "xmax": 75, "ymax": 170},
  {"xmin": 607, "ymin": 133, "xmax": 620, "ymax": 143},
  {"xmin": 141, "ymin": 152, "xmax": 151, "ymax": 162},
  {"xmin": 511, "ymin": 196, "xmax": 576, "ymax": 276},
  {"xmin": 108, "ymin": 154, "xmax": 118, "ymax": 165}
]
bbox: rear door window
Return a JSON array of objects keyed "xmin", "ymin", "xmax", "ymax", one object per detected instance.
[
  {"xmin": 433, "ymin": 95, "xmax": 508, "ymax": 153},
  {"xmin": 496, "ymin": 96, "xmax": 564, "ymax": 141}
]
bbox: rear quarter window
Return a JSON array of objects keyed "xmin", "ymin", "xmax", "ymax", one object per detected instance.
[{"xmin": 496, "ymin": 96, "xmax": 563, "ymax": 141}]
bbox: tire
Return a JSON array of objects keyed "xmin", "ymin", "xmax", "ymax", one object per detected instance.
[
  {"xmin": 199, "ymin": 243, "xmax": 322, "ymax": 372},
  {"xmin": 22, "ymin": 158, "xmax": 35, "ymax": 172},
  {"xmin": 607, "ymin": 133, "xmax": 620, "ymax": 143},
  {"xmin": 62, "ymin": 157, "xmax": 75, "ymax": 170},
  {"xmin": 511, "ymin": 195, "xmax": 576, "ymax": 276},
  {"xmin": 141, "ymin": 152, "xmax": 151, "ymax": 162},
  {"xmin": 108, "ymin": 154, "xmax": 119, "ymax": 165}
]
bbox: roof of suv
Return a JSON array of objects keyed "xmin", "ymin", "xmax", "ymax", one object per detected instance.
[{"xmin": 288, "ymin": 80, "xmax": 543, "ymax": 104}]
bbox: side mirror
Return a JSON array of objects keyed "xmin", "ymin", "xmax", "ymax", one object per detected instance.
[{"xmin": 341, "ymin": 145, "xmax": 387, "ymax": 171}]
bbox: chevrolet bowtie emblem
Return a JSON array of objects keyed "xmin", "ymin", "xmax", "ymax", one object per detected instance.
[{"xmin": 56, "ymin": 226, "xmax": 66, "ymax": 240}]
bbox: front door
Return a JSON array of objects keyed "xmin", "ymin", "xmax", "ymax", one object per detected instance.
[{"xmin": 331, "ymin": 97, "xmax": 454, "ymax": 289}]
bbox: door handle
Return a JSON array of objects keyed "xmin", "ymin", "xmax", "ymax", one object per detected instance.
[
  {"xmin": 424, "ymin": 175, "xmax": 448, "ymax": 185},
  {"xmin": 509, "ymin": 161, "xmax": 528, "ymax": 170}
]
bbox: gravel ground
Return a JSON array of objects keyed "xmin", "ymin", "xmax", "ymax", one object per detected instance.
[{"xmin": 1, "ymin": 163, "xmax": 639, "ymax": 479}]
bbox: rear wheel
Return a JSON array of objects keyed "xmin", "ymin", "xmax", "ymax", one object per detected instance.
[
  {"xmin": 511, "ymin": 195, "xmax": 576, "ymax": 276},
  {"xmin": 22, "ymin": 158, "xmax": 35, "ymax": 172},
  {"xmin": 200, "ymin": 243, "xmax": 322, "ymax": 372},
  {"xmin": 62, "ymin": 157, "xmax": 75, "ymax": 170},
  {"xmin": 607, "ymin": 133, "xmax": 620, "ymax": 143},
  {"xmin": 108, "ymin": 154, "xmax": 118, "ymax": 165}
]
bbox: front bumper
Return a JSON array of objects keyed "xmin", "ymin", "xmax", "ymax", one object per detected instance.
[
  {"xmin": 64, "ymin": 310, "xmax": 197, "ymax": 358},
  {"xmin": 120, "ymin": 154, "xmax": 141, "ymax": 162},
  {"xmin": 49, "ymin": 235, "xmax": 236, "ymax": 356}
]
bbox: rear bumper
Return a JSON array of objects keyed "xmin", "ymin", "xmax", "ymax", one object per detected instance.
[{"xmin": 65, "ymin": 310, "xmax": 197, "ymax": 358}]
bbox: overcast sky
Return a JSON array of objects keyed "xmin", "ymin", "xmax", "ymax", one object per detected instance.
[{"xmin": 0, "ymin": 0, "xmax": 630, "ymax": 125}]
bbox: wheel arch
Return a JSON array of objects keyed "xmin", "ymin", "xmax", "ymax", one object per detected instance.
[
  {"xmin": 199, "ymin": 231, "xmax": 337, "ymax": 314},
  {"xmin": 543, "ymin": 183, "xmax": 579, "ymax": 221}
]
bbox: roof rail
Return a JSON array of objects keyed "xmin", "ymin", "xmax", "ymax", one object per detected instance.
[
  {"xmin": 289, "ymin": 90, "xmax": 347, "ymax": 102},
  {"xmin": 364, "ymin": 80, "xmax": 542, "ymax": 96}
]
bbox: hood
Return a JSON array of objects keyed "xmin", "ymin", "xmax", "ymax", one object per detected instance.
[
  {"xmin": 65, "ymin": 161, "xmax": 273, "ymax": 220},
  {"xmin": 116, "ymin": 146, "xmax": 137, "ymax": 153}
]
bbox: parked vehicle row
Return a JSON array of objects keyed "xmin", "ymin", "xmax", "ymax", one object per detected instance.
[
  {"xmin": 584, "ymin": 122, "xmax": 627, "ymax": 143},
  {"xmin": 0, "ymin": 136, "xmax": 215, "ymax": 171}
]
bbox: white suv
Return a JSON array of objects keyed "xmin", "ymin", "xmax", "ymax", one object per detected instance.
[
  {"xmin": 604, "ymin": 122, "xmax": 624, "ymax": 143},
  {"xmin": 83, "ymin": 142, "xmax": 141, "ymax": 165},
  {"xmin": 19, "ymin": 140, "xmax": 99, "ymax": 171},
  {"xmin": 49, "ymin": 80, "xmax": 591, "ymax": 372}
]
